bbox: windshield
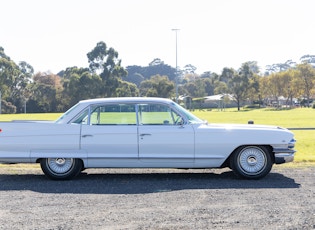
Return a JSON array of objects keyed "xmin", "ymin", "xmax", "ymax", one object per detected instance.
[
  {"xmin": 172, "ymin": 102, "xmax": 204, "ymax": 124},
  {"xmin": 55, "ymin": 103, "xmax": 81, "ymax": 124}
]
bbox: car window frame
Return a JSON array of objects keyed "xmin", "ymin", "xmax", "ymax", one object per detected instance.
[
  {"xmin": 69, "ymin": 101, "xmax": 190, "ymax": 126},
  {"xmin": 137, "ymin": 102, "xmax": 185, "ymax": 126}
]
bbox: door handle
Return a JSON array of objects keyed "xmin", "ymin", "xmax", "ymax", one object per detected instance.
[
  {"xmin": 82, "ymin": 134, "xmax": 93, "ymax": 138},
  {"xmin": 140, "ymin": 133, "xmax": 151, "ymax": 137}
]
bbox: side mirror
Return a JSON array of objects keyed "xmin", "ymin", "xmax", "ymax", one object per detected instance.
[{"xmin": 177, "ymin": 118, "xmax": 184, "ymax": 126}]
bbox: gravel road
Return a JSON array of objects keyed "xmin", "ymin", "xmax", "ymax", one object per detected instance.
[{"xmin": 0, "ymin": 165, "xmax": 314, "ymax": 230}]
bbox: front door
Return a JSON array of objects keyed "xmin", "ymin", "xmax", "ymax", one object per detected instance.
[{"xmin": 138, "ymin": 103, "xmax": 195, "ymax": 163}]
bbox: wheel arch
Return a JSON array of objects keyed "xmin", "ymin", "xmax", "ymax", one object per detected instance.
[
  {"xmin": 221, "ymin": 144, "xmax": 274, "ymax": 168},
  {"xmin": 228, "ymin": 145, "xmax": 275, "ymax": 179}
]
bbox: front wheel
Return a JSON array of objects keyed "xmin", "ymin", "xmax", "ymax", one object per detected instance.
[
  {"xmin": 40, "ymin": 158, "xmax": 82, "ymax": 180},
  {"xmin": 230, "ymin": 146, "xmax": 273, "ymax": 179}
]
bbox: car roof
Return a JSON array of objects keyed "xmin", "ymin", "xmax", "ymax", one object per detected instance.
[{"xmin": 78, "ymin": 97, "xmax": 174, "ymax": 105}]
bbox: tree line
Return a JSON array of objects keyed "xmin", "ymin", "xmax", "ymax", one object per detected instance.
[{"xmin": 0, "ymin": 41, "xmax": 315, "ymax": 113}]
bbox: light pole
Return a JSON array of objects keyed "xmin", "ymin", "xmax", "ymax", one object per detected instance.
[{"xmin": 172, "ymin": 28, "xmax": 179, "ymax": 103}]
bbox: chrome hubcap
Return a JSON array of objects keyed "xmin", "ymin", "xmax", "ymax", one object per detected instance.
[
  {"xmin": 239, "ymin": 147, "xmax": 266, "ymax": 174},
  {"xmin": 247, "ymin": 156, "xmax": 257, "ymax": 165},
  {"xmin": 56, "ymin": 158, "xmax": 66, "ymax": 165},
  {"xmin": 47, "ymin": 158, "xmax": 73, "ymax": 174}
]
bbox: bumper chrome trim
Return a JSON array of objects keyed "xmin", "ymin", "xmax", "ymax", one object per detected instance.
[{"xmin": 274, "ymin": 153, "xmax": 295, "ymax": 164}]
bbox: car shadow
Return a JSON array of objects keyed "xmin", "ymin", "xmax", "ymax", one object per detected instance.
[{"xmin": 0, "ymin": 170, "xmax": 300, "ymax": 194}]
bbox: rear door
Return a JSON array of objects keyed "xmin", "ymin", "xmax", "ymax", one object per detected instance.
[{"xmin": 79, "ymin": 103, "xmax": 138, "ymax": 166}]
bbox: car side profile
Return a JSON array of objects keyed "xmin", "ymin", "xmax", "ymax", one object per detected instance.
[{"xmin": 0, "ymin": 97, "xmax": 296, "ymax": 180}]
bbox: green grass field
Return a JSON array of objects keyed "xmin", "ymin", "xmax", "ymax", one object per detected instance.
[
  {"xmin": 0, "ymin": 113, "xmax": 62, "ymax": 122},
  {"xmin": 0, "ymin": 107, "xmax": 314, "ymax": 163}
]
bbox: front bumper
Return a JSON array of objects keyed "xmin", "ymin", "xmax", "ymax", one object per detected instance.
[
  {"xmin": 273, "ymin": 139, "xmax": 296, "ymax": 164},
  {"xmin": 274, "ymin": 152, "xmax": 295, "ymax": 164}
]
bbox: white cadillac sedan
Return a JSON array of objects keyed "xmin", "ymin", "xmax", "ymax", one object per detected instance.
[{"xmin": 0, "ymin": 97, "xmax": 296, "ymax": 180}]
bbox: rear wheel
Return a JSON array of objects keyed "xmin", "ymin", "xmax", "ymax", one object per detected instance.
[
  {"xmin": 40, "ymin": 158, "xmax": 82, "ymax": 180},
  {"xmin": 230, "ymin": 146, "xmax": 273, "ymax": 179}
]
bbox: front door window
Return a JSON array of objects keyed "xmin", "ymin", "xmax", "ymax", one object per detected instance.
[{"xmin": 138, "ymin": 104, "xmax": 183, "ymax": 125}]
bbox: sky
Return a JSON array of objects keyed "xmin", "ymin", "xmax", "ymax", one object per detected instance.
[{"xmin": 1, "ymin": 0, "xmax": 315, "ymax": 74}]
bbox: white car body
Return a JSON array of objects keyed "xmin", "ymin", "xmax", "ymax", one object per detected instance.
[{"xmin": 0, "ymin": 97, "xmax": 296, "ymax": 180}]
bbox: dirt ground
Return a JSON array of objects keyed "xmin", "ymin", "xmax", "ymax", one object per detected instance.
[{"xmin": 0, "ymin": 164, "xmax": 314, "ymax": 230}]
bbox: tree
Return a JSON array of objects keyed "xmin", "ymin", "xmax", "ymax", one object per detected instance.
[
  {"xmin": 200, "ymin": 71, "xmax": 213, "ymax": 79},
  {"xmin": 203, "ymin": 78, "xmax": 215, "ymax": 96},
  {"xmin": 227, "ymin": 63, "xmax": 254, "ymax": 111},
  {"xmin": 271, "ymin": 70, "xmax": 298, "ymax": 107},
  {"xmin": 259, "ymin": 76, "xmax": 271, "ymax": 105},
  {"xmin": 214, "ymin": 81, "xmax": 228, "ymax": 95},
  {"xmin": 87, "ymin": 41, "xmax": 127, "ymax": 97},
  {"xmin": 259, "ymin": 69, "xmax": 299, "ymax": 107},
  {"xmin": 126, "ymin": 60, "xmax": 177, "ymax": 83},
  {"xmin": 1, "ymin": 100, "xmax": 16, "ymax": 113},
  {"xmin": 149, "ymin": 58, "xmax": 164, "ymax": 66},
  {"xmin": 194, "ymin": 79, "xmax": 206, "ymax": 97},
  {"xmin": 220, "ymin": 67, "xmax": 234, "ymax": 83},
  {"xmin": 11, "ymin": 61, "xmax": 34, "ymax": 113},
  {"xmin": 183, "ymin": 64, "xmax": 197, "ymax": 74},
  {"xmin": 265, "ymin": 60, "xmax": 296, "ymax": 75},
  {"xmin": 61, "ymin": 67, "xmax": 102, "ymax": 107},
  {"xmin": 246, "ymin": 61, "xmax": 260, "ymax": 74},
  {"xmin": 260, "ymin": 73, "xmax": 284, "ymax": 107},
  {"xmin": 0, "ymin": 47, "xmax": 33, "ymax": 113},
  {"xmin": 27, "ymin": 72, "xmax": 63, "ymax": 112},
  {"xmin": 300, "ymin": 54, "xmax": 315, "ymax": 67},
  {"xmin": 125, "ymin": 70, "xmax": 144, "ymax": 87},
  {"xmin": 139, "ymin": 75, "xmax": 174, "ymax": 98},
  {"xmin": 246, "ymin": 74, "xmax": 260, "ymax": 105},
  {"xmin": 27, "ymin": 83, "xmax": 57, "ymax": 112},
  {"xmin": 182, "ymin": 72, "xmax": 198, "ymax": 83},
  {"xmin": 228, "ymin": 73, "xmax": 245, "ymax": 111},
  {"xmin": 296, "ymin": 63, "xmax": 315, "ymax": 107},
  {"xmin": 61, "ymin": 66, "xmax": 90, "ymax": 79},
  {"xmin": 184, "ymin": 82, "xmax": 198, "ymax": 97},
  {"xmin": 0, "ymin": 57, "xmax": 19, "ymax": 100},
  {"xmin": 115, "ymin": 80, "xmax": 139, "ymax": 97}
]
